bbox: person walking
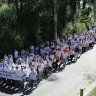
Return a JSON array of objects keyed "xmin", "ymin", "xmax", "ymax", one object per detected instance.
[{"xmin": 29, "ymin": 67, "xmax": 38, "ymax": 88}]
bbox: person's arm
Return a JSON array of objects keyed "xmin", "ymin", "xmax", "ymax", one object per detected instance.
[
  {"xmin": 35, "ymin": 71, "xmax": 38, "ymax": 77},
  {"xmin": 28, "ymin": 72, "xmax": 31, "ymax": 80}
]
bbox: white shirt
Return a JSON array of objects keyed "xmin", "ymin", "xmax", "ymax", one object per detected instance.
[
  {"xmin": 32, "ymin": 62, "xmax": 38, "ymax": 70},
  {"xmin": 38, "ymin": 65, "xmax": 44, "ymax": 72},
  {"xmin": 63, "ymin": 52, "xmax": 69, "ymax": 59},
  {"xmin": 44, "ymin": 47, "xmax": 50, "ymax": 54},
  {"xmin": 40, "ymin": 63, "xmax": 45, "ymax": 71},
  {"xmin": 40, "ymin": 49, "xmax": 44, "ymax": 55},
  {"xmin": 50, "ymin": 54, "xmax": 54, "ymax": 60},
  {"xmin": 5, "ymin": 65, "xmax": 11, "ymax": 71},
  {"xmin": 8, "ymin": 62, "xmax": 15, "ymax": 69},
  {"xmin": 48, "ymin": 60, "xmax": 52, "ymax": 67},
  {"xmin": 29, "ymin": 70, "xmax": 38, "ymax": 80},
  {"xmin": 57, "ymin": 38, "xmax": 60, "ymax": 44},
  {"xmin": 27, "ymin": 56, "xmax": 33, "ymax": 64},
  {"xmin": 24, "ymin": 68, "xmax": 31, "ymax": 77},
  {"xmin": 84, "ymin": 40, "xmax": 89, "ymax": 47},
  {"xmin": 73, "ymin": 42, "xmax": 78, "ymax": 49},
  {"xmin": 43, "ymin": 60, "xmax": 47, "ymax": 67},
  {"xmin": 22, "ymin": 63, "xmax": 29, "ymax": 69},
  {"xmin": 71, "ymin": 39, "xmax": 75, "ymax": 45},
  {"xmin": 4, "ymin": 55, "xmax": 8, "ymax": 61},
  {"xmin": 69, "ymin": 50, "xmax": 74, "ymax": 55},
  {"xmin": 15, "ymin": 64, "xmax": 21, "ymax": 70},
  {"xmin": 14, "ymin": 50, "xmax": 18, "ymax": 58},
  {"xmin": 30, "ymin": 46, "xmax": 34, "ymax": 51},
  {"xmin": 68, "ymin": 35, "xmax": 72, "ymax": 40}
]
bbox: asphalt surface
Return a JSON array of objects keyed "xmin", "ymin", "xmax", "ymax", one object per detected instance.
[{"xmin": 1, "ymin": 45, "xmax": 96, "ymax": 96}]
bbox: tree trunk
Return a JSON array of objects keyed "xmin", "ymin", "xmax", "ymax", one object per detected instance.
[
  {"xmin": 70, "ymin": 0, "xmax": 76, "ymax": 20},
  {"xmin": 8, "ymin": 0, "xmax": 10, "ymax": 4},
  {"xmin": 83, "ymin": 0, "xmax": 87, "ymax": 9},
  {"xmin": 53, "ymin": 0, "xmax": 57, "ymax": 41},
  {"xmin": 20, "ymin": 0, "xmax": 23, "ymax": 24},
  {"xmin": 94, "ymin": 0, "xmax": 96, "ymax": 22},
  {"xmin": 14, "ymin": 0, "xmax": 19, "ymax": 23}
]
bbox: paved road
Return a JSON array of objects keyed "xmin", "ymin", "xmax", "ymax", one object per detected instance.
[{"xmin": 1, "ymin": 45, "xmax": 96, "ymax": 96}]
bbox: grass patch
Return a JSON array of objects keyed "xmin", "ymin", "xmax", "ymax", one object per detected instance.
[{"xmin": 88, "ymin": 87, "xmax": 96, "ymax": 96}]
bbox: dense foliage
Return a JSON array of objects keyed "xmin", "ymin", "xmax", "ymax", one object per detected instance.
[{"xmin": 0, "ymin": 0, "xmax": 94, "ymax": 57}]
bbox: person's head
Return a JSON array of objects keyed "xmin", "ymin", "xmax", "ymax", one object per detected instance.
[
  {"xmin": 24, "ymin": 66, "xmax": 26, "ymax": 69},
  {"xmin": 3, "ymin": 65, "xmax": 4, "ymax": 68},
  {"xmin": 21, "ymin": 67, "xmax": 23, "ymax": 72},
  {"xmin": 15, "ymin": 61, "xmax": 18, "ymax": 64},
  {"xmin": 24, "ymin": 60, "xmax": 27, "ymax": 64},
  {"xmin": 4, "ymin": 54, "xmax": 7, "ymax": 57},
  {"xmin": 31, "ymin": 67, "xmax": 34, "ymax": 71},
  {"xmin": 6, "ymin": 65, "xmax": 9, "ymax": 69},
  {"xmin": 12, "ymin": 66, "xmax": 14, "ymax": 70},
  {"xmin": 32, "ymin": 59, "xmax": 35, "ymax": 62},
  {"xmin": 16, "ymin": 66, "xmax": 18, "ymax": 70}
]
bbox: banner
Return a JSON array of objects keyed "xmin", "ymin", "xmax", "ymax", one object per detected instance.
[
  {"xmin": 0, "ymin": 70, "xmax": 26, "ymax": 81},
  {"xmin": 0, "ymin": 63, "xmax": 3, "ymax": 67}
]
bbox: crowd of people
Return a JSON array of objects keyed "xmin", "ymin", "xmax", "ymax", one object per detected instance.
[{"xmin": 0, "ymin": 27, "xmax": 96, "ymax": 88}]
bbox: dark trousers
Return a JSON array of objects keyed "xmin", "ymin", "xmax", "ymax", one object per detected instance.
[
  {"xmin": 82, "ymin": 47, "xmax": 86, "ymax": 53},
  {"xmin": 29, "ymin": 79, "xmax": 37, "ymax": 88},
  {"xmin": 70, "ymin": 55, "xmax": 74, "ymax": 62}
]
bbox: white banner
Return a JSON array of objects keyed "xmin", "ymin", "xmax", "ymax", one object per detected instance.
[
  {"xmin": 0, "ymin": 70, "xmax": 26, "ymax": 81},
  {"xmin": 0, "ymin": 63, "xmax": 3, "ymax": 67}
]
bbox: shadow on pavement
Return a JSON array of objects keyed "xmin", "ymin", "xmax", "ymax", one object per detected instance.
[
  {"xmin": 22, "ymin": 83, "xmax": 38, "ymax": 95},
  {"xmin": 0, "ymin": 80, "xmax": 21, "ymax": 95},
  {"xmin": 47, "ymin": 74, "xmax": 60, "ymax": 82},
  {"xmin": 0, "ymin": 79, "xmax": 37, "ymax": 95}
]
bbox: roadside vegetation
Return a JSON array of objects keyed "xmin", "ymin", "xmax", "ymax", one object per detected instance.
[
  {"xmin": 88, "ymin": 88, "xmax": 96, "ymax": 96},
  {"xmin": 0, "ymin": 0, "xmax": 94, "ymax": 58}
]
